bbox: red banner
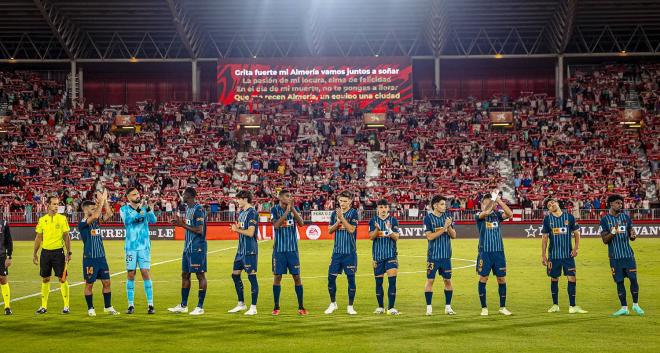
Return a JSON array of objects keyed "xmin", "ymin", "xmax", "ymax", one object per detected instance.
[{"xmin": 217, "ymin": 57, "xmax": 412, "ymax": 111}]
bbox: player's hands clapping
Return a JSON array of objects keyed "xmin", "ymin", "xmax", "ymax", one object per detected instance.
[
  {"xmin": 170, "ymin": 215, "xmax": 185, "ymax": 227},
  {"xmin": 374, "ymin": 222, "xmax": 383, "ymax": 236},
  {"xmin": 444, "ymin": 217, "xmax": 453, "ymax": 229},
  {"xmin": 230, "ymin": 222, "xmax": 241, "ymax": 232},
  {"xmin": 336, "ymin": 208, "xmax": 345, "ymax": 221}
]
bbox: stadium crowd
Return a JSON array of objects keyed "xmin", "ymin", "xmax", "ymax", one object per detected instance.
[{"xmin": 1, "ymin": 63, "xmax": 658, "ymax": 219}]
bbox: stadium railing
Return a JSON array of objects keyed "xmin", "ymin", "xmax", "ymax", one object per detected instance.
[{"xmin": 3, "ymin": 208, "xmax": 659, "ymax": 224}]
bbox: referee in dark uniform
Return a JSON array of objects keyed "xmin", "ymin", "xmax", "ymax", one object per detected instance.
[{"xmin": 0, "ymin": 217, "xmax": 12, "ymax": 315}]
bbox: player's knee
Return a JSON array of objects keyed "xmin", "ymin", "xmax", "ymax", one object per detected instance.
[
  {"xmin": 42, "ymin": 276, "xmax": 51, "ymax": 283},
  {"xmin": 140, "ymin": 270, "xmax": 151, "ymax": 279},
  {"xmin": 478, "ymin": 276, "xmax": 488, "ymax": 283},
  {"xmin": 195, "ymin": 272, "xmax": 206, "ymax": 280},
  {"xmin": 567, "ymin": 276, "xmax": 576, "ymax": 282},
  {"xmin": 551, "ymin": 277, "xmax": 560, "ymax": 282},
  {"xmin": 0, "ymin": 276, "xmax": 7, "ymax": 285},
  {"xmin": 443, "ymin": 279, "xmax": 452, "ymax": 289},
  {"xmin": 127, "ymin": 271, "xmax": 136, "ymax": 280},
  {"xmin": 496, "ymin": 277, "xmax": 506, "ymax": 284},
  {"xmin": 182, "ymin": 272, "xmax": 191, "ymax": 280}
]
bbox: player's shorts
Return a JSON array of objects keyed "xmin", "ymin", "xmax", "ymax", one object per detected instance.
[
  {"xmin": 476, "ymin": 251, "xmax": 507, "ymax": 277},
  {"xmin": 125, "ymin": 249, "xmax": 151, "ymax": 271},
  {"xmin": 272, "ymin": 251, "xmax": 300, "ymax": 275},
  {"xmin": 182, "ymin": 250, "xmax": 207, "ymax": 273},
  {"xmin": 0, "ymin": 256, "xmax": 8, "ymax": 276},
  {"xmin": 233, "ymin": 253, "xmax": 258, "ymax": 274},
  {"xmin": 373, "ymin": 257, "xmax": 398, "ymax": 276},
  {"xmin": 83, "ymin": 256, "xmax": 111, "ymax": 283},
  {"xmin": 329, "ymin": 252, "xmax": 358, "ymax": 276},
  {"xmin": 40, "ymin": 248, "xmax": 66, "ymax": 278},
  {"xmin": 546, "ymin": 257, "xmax": 576, "ymax": 278},
  {"xmin": 427, "ymin": 258, "xmax": 452, "ymax": 279},
  {"xmin": 610, "ymin": 257, "xmax": 637, "ymax": 282}
]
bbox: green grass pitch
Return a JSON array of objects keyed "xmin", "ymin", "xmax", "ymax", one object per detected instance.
[{"xmin": 2, "ymin": 238, "xmax": 659, "ymax": 353}]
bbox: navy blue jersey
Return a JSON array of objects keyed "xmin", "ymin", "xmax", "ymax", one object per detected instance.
[
  {"xmin": 369, "ymin": 215, "xmax": 399, "ymax": 261},
  {"xmin": 330, "ymin": 208, "xmax": 359, "ymax": 254},
  {"xmin": 184, "ymin": 203, "xmax": 207, "ymax": 253},
  {"xmin": 600, "ymin": 213, "xmax": 635, "ymax": 259},
  {"xmin": 271, "ymin": 204, "xmax": 300, "ymax": 253},
  {"xmin": 78, "ymin": 219, "xmax": 106, "ymax": 259},
  {"xmin": 475, "ymin": 211, "xmax": 505, "ymax": 253},
  {"xmin": 541, "ymin": 212, "xmax": 579, "ymax": 259},
  {"xmin": 237, "ymin": 207, "xmax": 259, "ymax": 256},
  {"xmin": 424, "ymin": 212, "xmax": 453, "ymax": 260}
]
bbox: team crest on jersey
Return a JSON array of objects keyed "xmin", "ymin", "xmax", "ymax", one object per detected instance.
[
  {"xmin": 616, "ymin": 225, "xmax": 626, "ymax": 233},
  {"xmin": 552, "ymin": 227, "xmax": 567, "ymax": 235},
  {"xmin": 486, "ymin": 221, "xmax": 499, "ymax": 229},
  {"xmin": 186, "ymin": 219, "xmax": 192, "ymax": 226},
  {"xmin": 91, "ymin": 229, "xmax": 100, "ymax": 236},
  {"xmin": 285, "ymin": 219, "xmax": 295, "ymax": 227}
]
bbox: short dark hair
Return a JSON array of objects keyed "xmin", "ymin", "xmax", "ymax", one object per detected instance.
[
  {"xmin": 184, "ymin": 187, "xmax": 197, "ymax": 198},
  {"xmin": 431, "ymin": 195, "xmax": 446, "ymax": 208},
  {"xmin": 125, "ymin": 187, "xmax": 139, "ymax": 197},
  {"xmin": 236, "ymin": 190, "xmax": 253, "ymax": 203},
  {"xmin": 376, "ymin": 199, "xmax": 389, "ymax": 207},
  {"xmin": 337, "ymin": 190, "xmax": 352, "ymax": 200},
  {"xmin": 543, "ymin": 197, "xmax": 557, "ymax": 209},
  {"xmin": 278, "ymin": 189, "xmax": 291, "ymax": 196},
  {"xmin": 481, "ymin": 193, "xmax": 492, "ymax": 202},
  {"xmin": 47, "ymin": 195, "xmax": 59, "ymax": 204},
  {"xmin": 81, "ymin": 200, "xmax": 95, "ymax": 209},
  {"xmin": 607, "ymin": 194, "xmax": 624, "ymax": 207}
]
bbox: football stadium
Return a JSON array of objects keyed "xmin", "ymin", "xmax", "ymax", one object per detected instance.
[{"xmin": 0, "ymin": 0, "xmax": 659, "ymax": 352}]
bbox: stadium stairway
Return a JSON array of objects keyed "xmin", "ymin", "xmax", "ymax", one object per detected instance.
[
  {"xmin": 232, "ymin": 152, "xmax": 250, "ymax": 182},
  {"xmin": 366, "ymin": 151, "xmax": 382, "ymax": 180},
  {"xmin": 496, "ymin": 158, "xmax": 516, "ymax": 203},
  {"xmin": 636, "ymin": 148, "xmax": 658, "ymax": 202}
]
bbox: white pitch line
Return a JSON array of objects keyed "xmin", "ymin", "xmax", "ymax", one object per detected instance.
[
  {"xmin": 2, "ymin": 244, "xmax": 246, "ymax": 305},
  {"xmin": 2, "ymin": 244, "xmax": 474, "ymax": 304}
]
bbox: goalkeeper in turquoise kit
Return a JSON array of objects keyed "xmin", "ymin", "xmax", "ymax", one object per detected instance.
[{"xmin": 120, "ymin": 187, "xmax": 157, "ymax": 314}]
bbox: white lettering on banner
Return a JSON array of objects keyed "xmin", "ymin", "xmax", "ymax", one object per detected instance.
[
  {"xmin": 311, "ymin": 211, "xmax": 333, "ymax": 223},
  {"xmin": 259, "ymin": 225, "xmax": 272, "ymax": 241},
  {"xmin": 400, "ymin": 226, "xmax": 425, "ymax": 238},
  {"xmin": 68, "ymin": 227, "xmax": 176, "ymax": 240}
]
